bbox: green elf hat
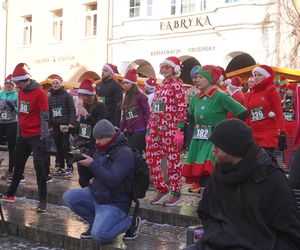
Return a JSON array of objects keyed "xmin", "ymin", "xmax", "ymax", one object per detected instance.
[{"xmin": 196, "ymin": 65, "xmax": 222, "ymax": 85}]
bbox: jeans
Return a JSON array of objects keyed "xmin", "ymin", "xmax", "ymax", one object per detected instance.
[
  {"xmin": 63, "ymin": 187, "xmax": 132, "ymax": 243},
  {"xmin": 7, "ymin": 135, "xmax": 47, "ymax": 200}
]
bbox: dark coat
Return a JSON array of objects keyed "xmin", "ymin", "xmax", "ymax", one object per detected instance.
[
  {"xmin": 197, "ymin": 144, "xmax": 300, "ymax": 250},
  {"xmin": 48, "ymin": 87, "xmax": 76, "ymax": 126},
  {"xmin": 96, "ymin": 77, "xmax": 123, "ymax": 126},
  {"xmin": 76, "ymin": 102, "xmax": 107, "ymax": 154},
  {"xmin": 89, "ymin": 133, "xmax": 134, "ymax": 214}
]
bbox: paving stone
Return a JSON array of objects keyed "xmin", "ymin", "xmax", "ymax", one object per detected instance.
[
  {"xmin": 0, "ymin": 198, "xmax": 188, "ymax": 250},
  {"xmin": 0, "ymin": 151, "xmax": 202, "ymax": 227}
]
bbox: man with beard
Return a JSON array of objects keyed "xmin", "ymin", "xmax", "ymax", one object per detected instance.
[
  {"xmin": 185, "ymin": 119, "xmax": 300, "ymax": 250},
  {"xmin": 96, "ymin": 63, "xmax": 123, "ymax": 127}
]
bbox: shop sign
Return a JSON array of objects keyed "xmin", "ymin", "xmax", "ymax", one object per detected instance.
[{"xmin": 160, "ymin": 16, "xmax": 212, "ymax": 31}]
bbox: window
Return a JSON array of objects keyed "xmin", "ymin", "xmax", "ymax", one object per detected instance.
[
  {"xmin": 181, "ymin": 0, "xmax": 196, "ymax": 14},
  {"xmin": 146, "ymin": 0, "xmax": 153, "ymax": 16},
  {"xmin": 171, "ymin": 0, "xmax": 176, "ymax": 15},
  {"xmin": 22, "ymin": 15, "xmax": 32, "ymax": 46},
  {"xmin": 85, "ymin": 3, "xmax": 97, "ymax": 37},
  {"xmin": 51, "ymin": 9, "xmax": 63, "ymax": 42},
  {"xmin": 129, "ymin": 0, "xmax": 140, "ymax": 18},
  {"xmin": 200, "ymin": 0, "xmax": 206, "ymax": 11}
]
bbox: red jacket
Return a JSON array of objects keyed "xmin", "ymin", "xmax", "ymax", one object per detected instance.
[
  {"xmin": 19, "ymin": 83, "xmax": 49, "ymax": 137},
  {"xmin": 293, "ymin": 86, "xmax": 300, "ymax": 149},
  {"xmin": 227, "ymin": 90, "xmax": 246, "ymax": 119},
  {"xmin": 246, "ymin": 77, "xmax": 285, "ymax": 148}
]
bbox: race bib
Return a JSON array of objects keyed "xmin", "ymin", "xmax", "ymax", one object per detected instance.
[
  {"xmin": 250, "ymin": 106, "xmax": 265, "ymax": 122},
  {"xmin": 283, "ymin": 111, "xmax": 295, "ymax": 122},
  {"xmin": 124, "ymin": 106, "xmax": 138, "ymax": 120},
  {"xmin": 52, "ymin": 107, "xmax": 63, "ymax": 117},
  {"xmin": 98, "ymin": 96, "xmax": 106, "ymax": 104},
  {"xmin": 79, "ymin": 123, "xmax": 92, "ymax": 138},
  {"xmin": 193, "ymin": 125, "xmax": 212, "ymax": 140},
  {"xmin": 152, "ymin": 100, "xmax": 164, "ymax": 113},
  {"xmin": 0, "ymin": 109, "xmax": 13, "ymax": 120},
  {"xmin": 19, "ymin": 101, "xmax": 30, "ymax": 114}
]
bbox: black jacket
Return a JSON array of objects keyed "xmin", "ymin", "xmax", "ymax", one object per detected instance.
[
  {"xmin": 48, "ymin": 87, "xmax": 76, "ymax": 126},
  {"xmin": 197, "ymin": 144, "xmax": 300, "ymax": 250},
  {"xmin": 96, "ymin": 77, "xmax": 123, "ymax": 127},
  {"xmin": 76, "ymin": 102, "xmax": 107, "ymax": 154}
]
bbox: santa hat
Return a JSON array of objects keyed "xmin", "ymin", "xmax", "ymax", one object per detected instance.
[
  {"xmin": 286, "ymin": 82, "xmax": 297, "ymax": 92},
  {"xmin": 217, "ymin": 66, "xmax": 227, "ymax": 82},
  {"xmin": 144, "ymin": 77, "xmax": 157, "ymax": 91},
  {"xmin": 52, "ymin": 75, "xmax": 63, "ymax": 85},
  {"xmin": 4, "ymin": 74, "xmax": 14, "ymax": 86},
  {"xmin": 103, "ymin": 63, "xmax": 119, "ymax": 76},
  {"xmin": 78, "ymin": 78, "xmax": 96, "ymax": 95},
  {"xmin": 123, "ymin": 69, "xmax": 137, "ymax": 85},
  {"xmin": 252, "ymin": 65, "xmax": 274, "ymax": 79},
  {"xmin": 196, "ymin": 65, "xmax": 222, "ymax": 85},
  {"xmin": 12, "ymin": 63, "xmax": 31, "ymax": 81},
  {"xmin": 160, "ymin": 56, "xmax": 182, "ymax": 77},
  {"xmin": 230, "ymin": 76, "xmax": 243, "ymax": 87}
]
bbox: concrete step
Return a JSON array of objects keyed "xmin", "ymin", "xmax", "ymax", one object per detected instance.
[
  {"xmin": 0, "ymin": 198, "xmax": 188, "ymax": 250},
  {"xmin": 0, "ymin": 152, "xmax": 202, "ymax": 227}
]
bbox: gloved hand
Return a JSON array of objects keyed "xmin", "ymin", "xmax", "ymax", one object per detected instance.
[
  {"xmin": 6, "ymin": 101, "xmax": 15, "ymax": 111},
  {"xmin": 278, "ymin": 132, "xmax": 287, "ymax": 151}
]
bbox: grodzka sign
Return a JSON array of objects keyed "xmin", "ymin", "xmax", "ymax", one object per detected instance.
[{"xmin": 160, "ymin": 15, "xmax": 212, "ymax": 31}]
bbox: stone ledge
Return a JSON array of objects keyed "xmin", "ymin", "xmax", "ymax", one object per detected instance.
[{"xmin": 0, "ymin": 198, "xmax": 188, "ymax": 250}]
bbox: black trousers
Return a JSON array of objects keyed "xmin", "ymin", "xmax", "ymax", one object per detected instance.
[
  {"xmin": 0, "ymin": 122, "xmax": 17, "ymax": 172},
  {"xmin": 289, "ymin": 146, "xmax": 300, "ymax": 189},
  {"xmin": 52, "ymin": 125, "xmax": 71, "ymax": 168},
  {"xmin": 7, "ymin": 135, "xmax": 47, "ymax": 201},
  {"xmin": 125, "ymin": 131, "xmax": 146, "ymax": 152}
]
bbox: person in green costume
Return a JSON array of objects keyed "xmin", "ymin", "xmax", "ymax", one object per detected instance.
[{"xmin": 182, "ymin": 65, "xmax": 249, "ymax": 193}]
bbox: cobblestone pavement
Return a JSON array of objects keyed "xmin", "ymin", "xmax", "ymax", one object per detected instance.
[{"xmin": 0, "ymin": 235, "xmax": 63, "ymax": 249}]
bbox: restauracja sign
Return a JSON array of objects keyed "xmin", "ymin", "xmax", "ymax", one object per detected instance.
[{"xmin": 160, "ymin": 15, "xmax": 212, "ymax": 31}]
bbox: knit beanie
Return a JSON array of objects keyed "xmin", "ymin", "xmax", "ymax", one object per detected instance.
[
  {"xmin": 190, "ymin": 65, "xmax": 201, "ymax": 78},
  {"xmin": 209, "ymin": 119, "xmax": 254, "ymax": 157},
  {"xmin": 93, "ymin": 119, "xmax": 116, "ymax": 139},
  {"xmin": 196, "ymin": 65, "xmax": 222, "ymax": 85}
]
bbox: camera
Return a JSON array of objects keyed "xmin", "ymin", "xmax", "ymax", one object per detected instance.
[{"xmin": 68, "ymin": 148, "xmax": 86, "ymax": 164}]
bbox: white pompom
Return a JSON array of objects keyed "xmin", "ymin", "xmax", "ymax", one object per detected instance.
[
  {"xmin": 92, "ymin": 83, "xmax": 96, "ymax": 88},
  {"xmin": 268, "ymin": 111, "xmax": 275, "ymax": 118}
]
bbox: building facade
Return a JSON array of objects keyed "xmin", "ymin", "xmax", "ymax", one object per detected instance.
[{"xmin": 1, "ymin": 0, "xmax": 298, "ymax": 86}]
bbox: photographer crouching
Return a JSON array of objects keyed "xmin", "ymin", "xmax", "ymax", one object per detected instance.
[{"xmin": 63, "ymin": 119, "xmax": 141, "ymax": 242}]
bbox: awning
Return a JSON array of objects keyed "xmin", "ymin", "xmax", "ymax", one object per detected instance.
[{"xmin": 226, "ymin": 65, "xmax": 300, "ymax": 83}]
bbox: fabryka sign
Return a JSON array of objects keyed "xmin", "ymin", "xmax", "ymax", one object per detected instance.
[{"xmin": 160, "ymin": 15, "xmax": 212, "ymax": 31}]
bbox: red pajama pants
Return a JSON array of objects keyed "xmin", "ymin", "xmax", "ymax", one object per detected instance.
[{"xmin": 146, "ymin": 132, "xmax": 182, "ymax": 193}]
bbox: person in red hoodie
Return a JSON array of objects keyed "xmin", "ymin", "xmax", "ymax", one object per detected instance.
[
  {"xmin": 246, "ymin": 65, "xmax": 286, "ymax": 155},
  {"xmin": 0, "ymin": 63, "xmax": 50, "ymax": 213},
  {"xmin": 227, "ymin": 76, "xmax": 246, "ymax": 119}
]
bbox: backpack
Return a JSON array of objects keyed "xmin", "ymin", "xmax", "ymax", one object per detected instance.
[{"xmin": 109, "ymin": 145, "xmax": 150, "ymax": 201}]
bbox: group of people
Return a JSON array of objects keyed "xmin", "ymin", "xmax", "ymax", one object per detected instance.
[{"xmin": 0, "ymin": 56, "xmax": 299, "ymax": 248}]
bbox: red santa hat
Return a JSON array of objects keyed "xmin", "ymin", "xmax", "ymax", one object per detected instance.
[
  {"xmin": 78, "ymin": 78, "xmax": 96, "ymax": 95},
  {"xmin": 230, "ymin": 76, "xmax": 243, "ymax": 87},
  {"xmin": 52, "ymin": 75, "xmax": 63, "ymax": 85},
  {"xmin": 4, "ymin": 74, "xmax": 14, "ymax": 86},
  {"xmin": 252, "ymin": 65, "xmax": 274, "ymax": 79},
  {"xmin": 160, "ymin": 56, "xmax": 182, "ymax": 77},
  {"xmin": 123, "ymin": 69, "xmax": 137, "ymax": 85},
  {"xmin": 144, "ymin": 77, "xmax": 157, "ymax": 91},
  {"xmin": 12, "ymin": 63, "xmax": 31, "ymax": 81},
  {"xmin": 103, "ymin": 63, "xmax": 119, "ymax": 76},
  {"xmin": 286, "ymin": 82, "xmax": 297, "ymax": 92},
  {"xmin": 217, "ymin": 66, "xmax": 227, "ymax": 82}
]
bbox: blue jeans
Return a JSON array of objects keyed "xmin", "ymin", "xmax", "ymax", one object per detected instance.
[{"xmin": 63, "ymin": 187, "xmax": 132, "ymax": 243}]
